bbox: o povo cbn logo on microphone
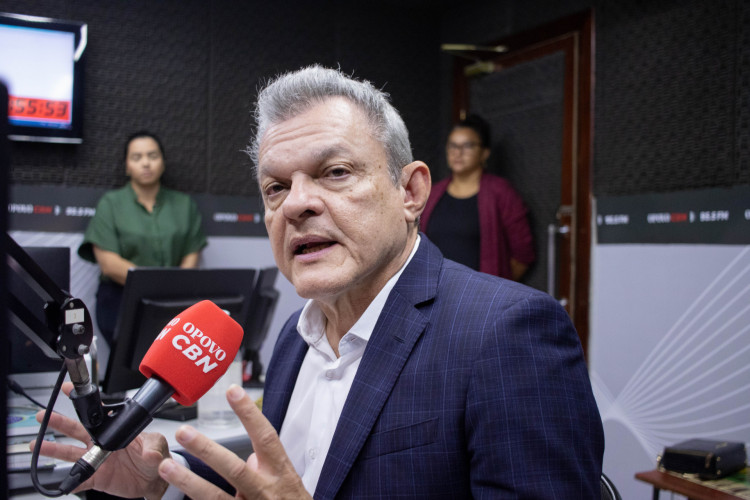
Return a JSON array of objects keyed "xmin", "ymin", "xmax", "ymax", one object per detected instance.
[{"xmin": 157, "ymin": 311, "xmax": 230, "ymax": 373}]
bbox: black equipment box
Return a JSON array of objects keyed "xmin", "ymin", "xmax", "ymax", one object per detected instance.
[{"xmin": 661, "ymin": 439, "xmax": 747, "ymax": 479}]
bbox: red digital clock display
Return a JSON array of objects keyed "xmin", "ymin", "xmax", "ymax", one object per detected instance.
[{"xmin": 8, "ymin": 95, "xmax": 71, "ymax": 123}]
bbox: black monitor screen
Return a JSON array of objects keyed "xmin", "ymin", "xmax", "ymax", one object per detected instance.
[
  {"xmin": 241, "ymin": 267, "xmax": 280, "ymax": 386},
  {"xmin": 7, "ymin": 246, "xmax": 69, "ymax": 374},
  {"xmin": 243, "ymin": 267, "xmax": 279, "ymax": 353},
  {"xmin": 102, "ymin": 268, "xmax": 257, "ymax": 395}
]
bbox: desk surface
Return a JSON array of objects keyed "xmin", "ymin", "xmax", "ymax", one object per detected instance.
[
  {"xmin": 8, "ymin": 387, "xmax": 261, "ymax": 494},
  {"xmin": 636, "ymin": 469, "xmax": 750, "ymax": 500}
]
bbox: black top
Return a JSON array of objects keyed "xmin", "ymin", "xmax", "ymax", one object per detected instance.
[{"xmin": 425, "ymin": 192, "xmax": 480, "ymax": 270}]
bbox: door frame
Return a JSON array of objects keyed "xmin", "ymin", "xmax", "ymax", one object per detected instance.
[{"xmin": 450, "ymin": 10, "xmax": 595, "ymax": 355}]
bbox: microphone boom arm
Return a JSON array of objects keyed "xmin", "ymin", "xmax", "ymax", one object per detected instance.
[{"xmin": 5, "ymin": 233, "xmax": 104, "ymax": 429}]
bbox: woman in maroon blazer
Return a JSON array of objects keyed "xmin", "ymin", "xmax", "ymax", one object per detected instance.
[{"xmin": 421, "ymin": 115, "xmax": 535, "ymax": 280}]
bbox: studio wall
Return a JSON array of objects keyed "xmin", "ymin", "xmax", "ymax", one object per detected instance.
[
  {"xmin": 591, "ymin": 241, "xmax": 750, "ymax": 498},
  {"xmin": 4, "ymin": 0, "xmax": 443, "ymax": 195},
  {"xmin": 437, "ymin": 0, "xmax": 750, "ymax": 195},
  {"xmin": 591, "ymin": 186, "xmax": 750, "ymax": 498}
]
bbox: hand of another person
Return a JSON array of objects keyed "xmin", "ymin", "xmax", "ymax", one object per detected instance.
[
  {"xmin": 158, "ymin": 384, "xmax": 311, "ymax": 499},
  {"xmin": 33, "ymin": 382, "xmax": 171, "ymax": 500}
]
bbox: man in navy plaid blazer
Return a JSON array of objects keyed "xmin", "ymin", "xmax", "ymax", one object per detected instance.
[
  {"xmin": 39, "ymin": 65, "xmax": 603, "ymax": 499},
  {"xmin": 259, "ymin": 235, "xmax": 604, "ymax": 499},
  {"xmin": 172, "ymin": 65, "xmax": 604, "ymax": 498}
]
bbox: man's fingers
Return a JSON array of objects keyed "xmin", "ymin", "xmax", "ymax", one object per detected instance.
[
  {"xmin": 36, "ymin": 410, "xmax": 91, "ymax": 443},
  {"xmin": 225, "ymin": 385, "xmax": 288, "ymax": 469},
  {"xmin": 137, "ymin": 431, "xmax": 171, "ymax": 468},
  {"xmin": 172, "ymin": 426, "xmax": 260, "ymax": 494},
  {"xmin": 31, "ymin": 437, "xmax": 86, "ymax": 464},
  {"xmin": 61, "ymin": 381, "xmax": 74, "ymax": 397},
  {"xmin": 158, "ymin": 458, "xmax": 233, "ymax": 500}
]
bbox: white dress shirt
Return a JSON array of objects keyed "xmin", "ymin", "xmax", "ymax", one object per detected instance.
[{"xmin": 279, "ymin": 236, "xmax": 420, "ymax": 495}]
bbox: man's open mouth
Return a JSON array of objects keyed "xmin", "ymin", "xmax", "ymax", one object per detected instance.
[{"xmin": 295, "ymin": 242, "xmax": 335, "ymax": 255}]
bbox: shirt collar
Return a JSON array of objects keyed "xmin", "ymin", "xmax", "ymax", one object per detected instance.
[
  {"xmin": 297, "ymin": 235, "xmax": 421, "ymax": 349},
  {"xmin": 125, "ymin": 182, "xmax": 164, "ymax": 208}
]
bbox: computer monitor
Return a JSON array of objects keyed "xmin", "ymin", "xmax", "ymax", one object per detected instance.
[
  {"xmin": 7, "ymin": 246, "xmax": 70, "ymax": 379},
  {"xmin": 101, "ymin": 268, "xmax": 257, "ymax": 395},
  {"xmin": 241, "ymin": 267, "xmax": 280, "ymax": 386},
  {"xmin": 1, "ymin": 12, "xmax": 87, "ymax": 144}
]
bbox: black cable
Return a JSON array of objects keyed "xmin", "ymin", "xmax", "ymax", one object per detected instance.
[
  {"xmin": 29, "ymin": 364, "xmax": 67, "ymax": 497},
  {"xmin": 7, "ymin": 377, "xmax": 49, "ymax": 409}
]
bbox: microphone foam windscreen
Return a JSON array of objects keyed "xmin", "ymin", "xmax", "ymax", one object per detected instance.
[{"xmin": 139, "ymin": 300, "xmax": 244, "ymax": 406}]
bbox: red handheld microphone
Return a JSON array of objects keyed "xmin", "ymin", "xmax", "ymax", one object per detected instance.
[
  {"xmin": 140, "ymin": 300, "xmax": 244, "ymax": 405},
  {"xmin": 60, "ymin": 300, "xmax": 244, "ymax": 493}
]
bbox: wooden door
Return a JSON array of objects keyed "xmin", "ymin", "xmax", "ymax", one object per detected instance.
[{"xmin": 450, "ymin": 11, "xmax": 594, "ymax": 354}]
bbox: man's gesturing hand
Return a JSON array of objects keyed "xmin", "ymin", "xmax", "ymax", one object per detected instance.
[
  {"xmin": 158, "ymin": 384, "xmax": 311, "ymax": 499},
  {"xmin": 33, "ymin": 382, "xmax": 171, "ymax": 500}
]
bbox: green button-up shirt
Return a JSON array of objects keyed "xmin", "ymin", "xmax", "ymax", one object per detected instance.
[{"xmin": 78, "ymin": 184, "xmax": 207, "ymax": 270}]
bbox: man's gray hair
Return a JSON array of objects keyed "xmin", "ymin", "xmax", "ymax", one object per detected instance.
[{"xmin": 248, "ymin": 65, "xmax": 413, "ymax": 184}]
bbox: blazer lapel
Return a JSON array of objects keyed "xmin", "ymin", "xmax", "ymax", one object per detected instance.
[{"xmin": 314, "ymin": 236, "xmax": 441, "ymax": 499}]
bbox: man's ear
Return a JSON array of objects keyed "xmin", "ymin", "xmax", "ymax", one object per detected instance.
[{"xmin": 400, "ymin": 161, "xmax": 431, "ymax": 224}]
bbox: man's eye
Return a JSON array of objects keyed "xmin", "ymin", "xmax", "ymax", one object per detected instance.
[
  {"xmin": 264, "ymin": 184, "xmax": 286, "ymax": 197},
  {"xmin": 327, "ymin": 167, "xmax": 349, "ymax": 178}
]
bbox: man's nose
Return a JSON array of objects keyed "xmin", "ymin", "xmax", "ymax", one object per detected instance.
[{"xmin": 282, "ymin": 176, "xmax": 324, "ymax": 220}]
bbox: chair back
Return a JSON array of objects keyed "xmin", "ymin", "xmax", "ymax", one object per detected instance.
[{"xmin": 600, "ymin": 473, "xmax": 622, "ymax": 500}]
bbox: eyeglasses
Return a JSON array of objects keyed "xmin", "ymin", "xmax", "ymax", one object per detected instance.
[{"xmin": 446, "ymin": 142, "xmax": 480, "ymax": 153}]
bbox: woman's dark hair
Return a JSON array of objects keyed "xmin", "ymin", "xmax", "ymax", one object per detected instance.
[
  {"xmin": 453, "ymin": 114, "xmax": 491, "ymax": 148},
  {"xmin": 123, "ymin": 130, "xmax": 165, "ymax": 162}
]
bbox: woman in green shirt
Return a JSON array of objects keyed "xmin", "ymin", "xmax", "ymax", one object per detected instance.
[{"xmin": 78, "ymin": 131, "xmax": 207, "ymax": 344}]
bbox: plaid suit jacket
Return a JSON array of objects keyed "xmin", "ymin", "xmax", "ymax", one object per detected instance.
[{"xmin": 262, "ymin": 235, "xmax": 604, "ymax": 499}]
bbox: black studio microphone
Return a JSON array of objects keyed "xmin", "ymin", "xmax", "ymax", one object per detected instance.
[{"xmin": 59, "ymin": 301, "xmax": 243, "ymax": 494}]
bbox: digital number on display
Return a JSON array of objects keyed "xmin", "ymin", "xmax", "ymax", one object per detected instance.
[{"xmin": 8, "ymin": 95, "xmax": 71, "ymax": 122}]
